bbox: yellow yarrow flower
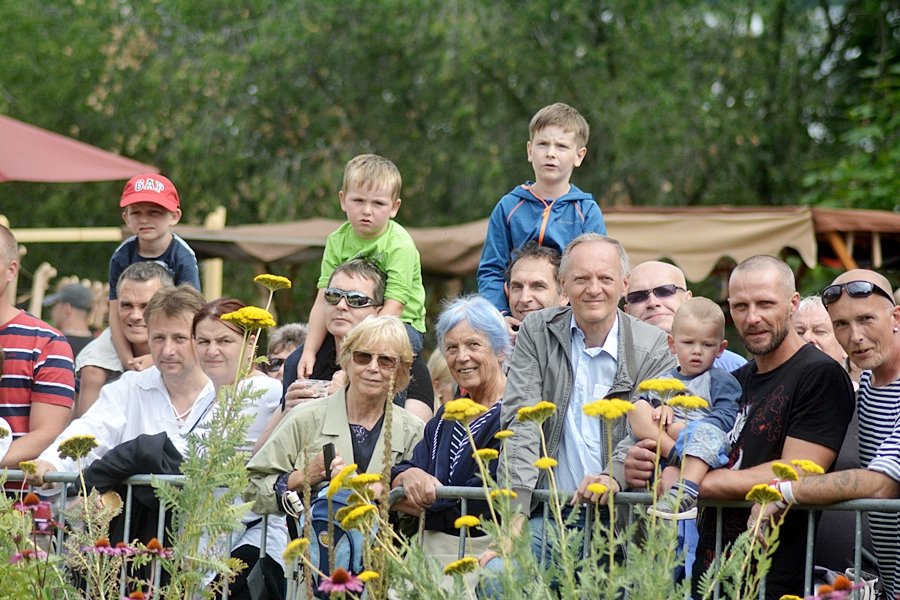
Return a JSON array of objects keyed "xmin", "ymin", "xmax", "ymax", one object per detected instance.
[
  {"xmin": 0, "ymin": 427, "xmax": 8, "ymax": 439},
  {"xmin": 489, "ymin": 489, "xmax": 517, "ymax": 501},
  {"xmin": 454, "ymin": 515, "xmax": 481, "ymax": 529},
  {"xmin": 349, "ymin": 473, "xmax": 382, "ymax": 487},
  {"xmin": 583, "ymin": 398, "xmax": 634, "ymax": 420},
  {"xmin": 516, "ymin": 401, "xmax": 556, "ymax": 423},
  {"xmin": 667, "ymin": 395, "xmax": 709, "ymax": 411},
  {"xmin": 443, "ymin": 557, "xmax": 478, "ymax": 576},
  {"xmin": 18, "ymin": 461, "xmax": 37, "ymax": 475},
  {"xmin": 533, "ymin": 457, "xmax": 558, "ymax": 470},
  {"xmin": 254, "ymin": 274, "xmax": 292, "ymax": 291},
  {"xmin": 282, "ymin": 538, "xmax": 310, "ymax": 561},
  {"xmin": 327, "ymin": 463, "xmax": 359, "ymax": 499},
  {"xmin": 790, "ymin": 459, "xmax": 824, "ymax": 475},
  {"xmin": 637, "ymin": 378, "xmax": 687, "ymax": 393},
  {"xmin": 58, "ymin": 434, "xmax": 99, "ymax": 460},
  {"xmin": 443, "ymin": 398, "xmax": 488, "ymax": 424},
  {"xmin": 473, "ymin": 448, "xmax": 499, "ymax": 461},
  {"xmin": 494, "ymin": 429, "xmax": 514, "ymax": 440},
  {"xmin": 221, "ymin": 306, "xmax": 276, "ymax": 330},
  {"xmin": 771, "ymin": 462, "xmax": 799, "ymax": 481},
  {"xmin": 340, "ymin": 504, "xmax": 377, "ymax": 530},
  {"xmin": 358, "ymin": 571, "xmax": 379, "ymax": 583},
  {"xmin": 745, "ymin": 483, "xmax": 783, "ymax": 505},
  {"xmin": 779, "ymin": 595, "xmax": 803, "ymax": 600},
  {"xmin": 587, "ymin": 482, "xmax": 609, "ymax": 496}
]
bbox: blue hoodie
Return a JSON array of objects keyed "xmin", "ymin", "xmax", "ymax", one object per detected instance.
[{"xmin": 477, "ymin": 183, "xmax": 606, "ymax": 315}]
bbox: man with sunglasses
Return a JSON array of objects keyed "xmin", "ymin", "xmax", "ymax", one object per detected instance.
[
  {"xmin": 279, "ymin": 259, "xmax": 434, "ymax": 424},
  {"xmin": 623, "ymin": 261, "xmax": 745, "ymax": 371},
  {"xmin": 752, "ymin": 269, "xmax": 900, "ymax": 598}
]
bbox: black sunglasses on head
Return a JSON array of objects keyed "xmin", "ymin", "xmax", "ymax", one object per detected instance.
[
  {"xmin": 323, "ymin": 287, "xmax": 380, "ymax": 308},
  {"xmin": 625, "ymin": 284, "xmax": 685, "ymax": 305},
  {"xmin": 351, "ymin": 350, "xmax": 400, "ymax": 370},
  {"xmin": 821, "ymin": 280, "xmax": 895, "ymax": 307}
]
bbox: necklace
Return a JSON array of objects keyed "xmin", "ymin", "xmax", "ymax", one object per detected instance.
[{"xmin": 172, "ymin": 402, "xmax": 194, "ymax": 421}]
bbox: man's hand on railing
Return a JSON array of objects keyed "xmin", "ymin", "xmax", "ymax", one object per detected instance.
[
  {"xmin": 572, "ymin": 473, "xmax": 619, "ymax": 505},
  {"xmin": 25, "ymin": 459, "xmax": 58, "ymax": 489},
  {"xmin": 748, "ymin": 500, "xmax": 784, "ymax": 547},
  {"xmin": 624, "ymin": 439, "xmax": 658, "ymax": 490}
]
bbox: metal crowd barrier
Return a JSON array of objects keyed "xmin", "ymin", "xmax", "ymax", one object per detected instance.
[{"xmin": 4, "ymin": 471, "xmax": 898, "ymax": 599}]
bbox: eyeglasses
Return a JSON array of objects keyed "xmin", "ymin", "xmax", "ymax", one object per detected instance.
[
  {"xmin": 323, "ymin": 287, "xmax": 380, "ymax": 308},
  {"xmin": 351, "ymin": 350, "xmax": 400, "ymax": 370},
  {"xmin": 624, "ymin": 284, "xmax": 686, "ymax": 305},
  {"xmin": 821, "ymin": 280, "xmax": 895, "ymax": 307},
  {"xmin": 264, "ymin": 356, "xmax": 286, "ymax": 373}
]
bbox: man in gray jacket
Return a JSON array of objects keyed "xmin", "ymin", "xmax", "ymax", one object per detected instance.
[{"xmin": 479, "ymin": 233, "xmax": 675, "ymax": 570}]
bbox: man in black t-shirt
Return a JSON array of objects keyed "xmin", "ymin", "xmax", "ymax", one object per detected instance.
[{"xmin": 625, "ymin": 255, "xmax": 854, "ymax": 599}]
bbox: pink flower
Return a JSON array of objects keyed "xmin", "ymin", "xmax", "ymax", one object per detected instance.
[
  {"xmin": 143, "ymin": 537, "xmax": 173, "ymax": 559},
  {"xmin": 318, "ymin": 568, "xmax": 364, "ymax": 594},
  {"xmin": 10, "ymin": 549, "xmax": 48, "ymax": 564}
]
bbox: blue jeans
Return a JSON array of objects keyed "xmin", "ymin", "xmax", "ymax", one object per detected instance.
[
  {"xmin": 479, "ymin": 507, "xmax": 615, "ymax": 597},
  {"xmin": 675, "ymin": 518, "xmax": 699, "ymax": 582}
]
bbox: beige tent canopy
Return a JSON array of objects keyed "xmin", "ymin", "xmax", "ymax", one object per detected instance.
[{"xmin": 176, "ymin": 206, "xmax": 900, "ymax": 282}]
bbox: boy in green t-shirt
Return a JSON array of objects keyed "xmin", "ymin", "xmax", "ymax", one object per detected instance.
[{"xmin": 298, "ymin": 154, "xmax": 426, "ymax": 378}]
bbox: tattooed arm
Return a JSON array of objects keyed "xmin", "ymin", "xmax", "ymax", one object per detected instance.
[{"xmin": 793, "ymin": 468, "xmax": 900, "ymax": 503}]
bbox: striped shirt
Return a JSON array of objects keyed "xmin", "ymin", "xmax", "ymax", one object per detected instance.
[
  {"xmin": 856, "ymin": 370, "xmax": 900, "ymax": 597},
  {"xmin": 0, "ymin": 311, "xmax": 75, "ymax": 443}
]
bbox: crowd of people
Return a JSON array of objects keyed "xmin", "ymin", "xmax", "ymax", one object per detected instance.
[{"xmin": 1, "ymin": 101, "xmax": 898, "ymax": 599}]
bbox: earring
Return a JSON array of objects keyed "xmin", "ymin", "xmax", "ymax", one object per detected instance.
[{"xmin": 894, "ymin": 327, "xmax": 898, "ymax": 333}]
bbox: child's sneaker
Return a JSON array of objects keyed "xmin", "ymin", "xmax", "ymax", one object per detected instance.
[{"xmin": 647, "ymin": 488, "xmax": 698, "ymax": 520}]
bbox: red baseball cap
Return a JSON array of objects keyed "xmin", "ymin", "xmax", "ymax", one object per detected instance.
[{"xmin": 120, "ymin": 174, "xmax": 180, "ymax": 212}]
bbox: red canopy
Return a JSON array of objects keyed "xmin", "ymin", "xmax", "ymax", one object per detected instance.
[{"xmin": 0, "ymin": 114, "xmax": 157, "ymax": 183}]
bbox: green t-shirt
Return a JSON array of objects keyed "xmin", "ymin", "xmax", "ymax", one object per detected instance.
[{"xmin": 318, "ymin": 220, "xmax": 426, "ymax": 332}]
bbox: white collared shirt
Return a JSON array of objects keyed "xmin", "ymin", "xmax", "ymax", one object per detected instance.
[
  {"xmin": 556, "ymin": 314, "xmax": 619, "ymax": 492},
  {"xmin": 39, "ymin": 366, "xmax": 216, "ymax": 472}
]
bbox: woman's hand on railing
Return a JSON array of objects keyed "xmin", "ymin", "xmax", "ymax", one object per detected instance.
[{"xmin": 390, "ymin": 467, "xmax": 441, "ymax": 514}]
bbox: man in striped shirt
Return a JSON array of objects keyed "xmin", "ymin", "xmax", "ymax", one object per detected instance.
[
  {"xmin": 0, "ymin": 225, "xmax": 75, "ymax": 468},
  {"xmin": 755, "ymin": 269, "xmax": 900, "ymax": 597}
]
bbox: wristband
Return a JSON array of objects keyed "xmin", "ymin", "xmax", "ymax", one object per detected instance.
[{"xmin": 776, "ymin": 480, "xmax": 796, "ymax": 505}]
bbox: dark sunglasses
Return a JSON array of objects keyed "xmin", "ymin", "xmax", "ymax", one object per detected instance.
[
  {"xmin": 625, "ymin": 284, "xmax": 686, "ymax": 305},
  {"xmin": 351, "ymin": 350, "xmax": 400, "ymax": 370},
  {"xmin": 821, "ymin": 280, "xmax": 895, "ymax": 307},
  {"xmin": 323, "ymin": 287, "xmax": 380, "ymax": 308},
  {"xmin": 264, "ymin": 356, "xmax": 286, "ymax": 373}
]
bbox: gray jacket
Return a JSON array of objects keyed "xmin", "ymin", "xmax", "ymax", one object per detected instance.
[{"xmin": 500, "ymin": 306, "xmax": 675, "ymax": 513}]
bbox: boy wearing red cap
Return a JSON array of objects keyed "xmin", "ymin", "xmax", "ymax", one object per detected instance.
[{"xmin": 109, "ymin": 174, "xmax": 200, "ymax": 371}]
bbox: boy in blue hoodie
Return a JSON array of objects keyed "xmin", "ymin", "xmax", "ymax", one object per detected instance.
[{"xmin": 477, "ymin": 103, "xmax": 606, "ymax": 317}]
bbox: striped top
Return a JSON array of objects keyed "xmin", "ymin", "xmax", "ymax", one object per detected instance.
[
  {"xmin": 0, "ymin": 311, "xmax": 75, "ymax": 442},
  {"xmin": 857, "ymin": 370, "xmax": 900, "ymax": 481},
  {"xmin": 856, "ymin": 369, "xmax": 900, "ymax": 598}
]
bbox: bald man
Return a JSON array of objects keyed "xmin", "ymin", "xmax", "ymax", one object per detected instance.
[
  {"xmin": 624, "ymin": 261, "xmax": 746, "ymax": 371},
  {"xmin": 753, "ymin": 269, "xmax": 900, "ymax": 598}
]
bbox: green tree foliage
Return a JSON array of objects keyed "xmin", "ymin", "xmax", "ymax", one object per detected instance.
[{"xmin": 0, "ymin": 1, "xmax": 896, "ymax": 307}]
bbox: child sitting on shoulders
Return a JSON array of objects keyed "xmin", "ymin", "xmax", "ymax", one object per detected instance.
[{"xmin": 298, "ymin": 154, "xmax": 426, "ymax": 379}]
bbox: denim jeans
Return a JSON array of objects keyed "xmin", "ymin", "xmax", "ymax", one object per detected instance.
[{"xmin": 479, "ymin": 506, "xmax": 614, "ymax": 597}]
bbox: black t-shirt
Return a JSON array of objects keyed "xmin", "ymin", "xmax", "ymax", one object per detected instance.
[
  {"xmin": 281, "ymin": 334, "xmax": 434, "ymax": 412},
  {"xmin": 693, "ymin": 344, "xmax": 855, "ymax": 600}
]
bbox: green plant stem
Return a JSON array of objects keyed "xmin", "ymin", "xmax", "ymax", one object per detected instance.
[
  {"xmin": 604, "ymin": 420, "xmax": 616, "ymax": 581},
  {"xmin": 537, "ymin": 426, "xmax": 576, "ymax": 595},
  {"xmin": 464, "ymin": 424, "xmax": 498, "ymax": 525}
]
